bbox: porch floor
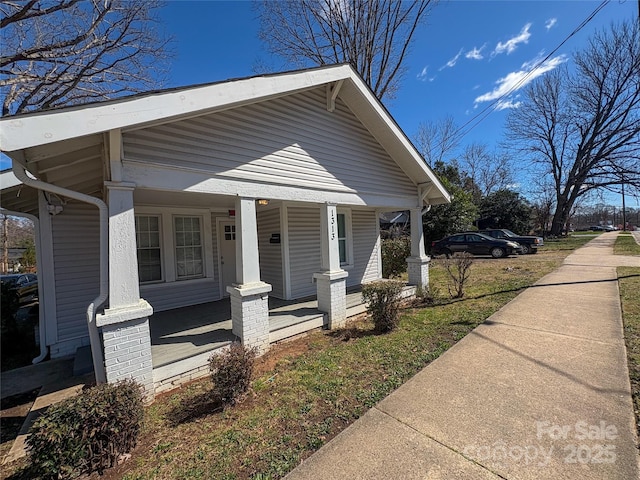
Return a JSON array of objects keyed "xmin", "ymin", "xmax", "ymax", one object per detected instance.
[{"xmin": 150, "ymin": 287, "xmax": 368, "ymax": 369}]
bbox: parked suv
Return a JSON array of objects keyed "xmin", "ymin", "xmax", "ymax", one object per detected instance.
[
  {"xmin": 431, "ymin": 232, "xmax": 522, "ymax": 258},
  {"xmin": 478, "ymin": 229, "xmax": 544, "ymax": 255}
]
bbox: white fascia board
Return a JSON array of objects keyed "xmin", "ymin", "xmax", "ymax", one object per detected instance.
[
  {"xmin": 0, "ymin": 170, "xmax": 21, "ymax": 190},
  {"xmin": 0, "ymin": 65, "xmax": 355, "ymax": 152}
]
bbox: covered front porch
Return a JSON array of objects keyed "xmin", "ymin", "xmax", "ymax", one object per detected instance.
[{"xmin": 150, "ymin": 286, "xmax": 412, "ymax": 392}]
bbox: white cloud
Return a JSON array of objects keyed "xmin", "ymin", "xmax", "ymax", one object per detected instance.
[
  {"xmin": 545, "ymin": 18, "xmax": 557, "ymax": 30},
  {"xmin": 474, "ymin": 54, "xmax": 567, "ymax": 106},
  {"xmin": 493, "ymin": 23, "xmax": 532, "ymax": 56},
  {"xmin": 439, "ymin": 48, "xmax": 464, "ymax": 70},
  {"xmin": 465, "ymin": 44, "xmax": 486, "ymax": 60},
  {"xmin": 495, "ymin": 99, "xmax": 522, "ymax": 110},
  {"xmin": 416, "ymin": 66, "xmax": 436, "ymax": 82}
]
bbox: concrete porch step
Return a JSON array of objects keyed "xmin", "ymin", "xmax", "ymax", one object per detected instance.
[{"xmin": 269, "ymin": 314, "xmax": 326, "ymax": 343}]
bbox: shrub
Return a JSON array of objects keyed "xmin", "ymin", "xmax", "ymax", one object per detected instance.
[
  {"xmin": 362, "ymin": 280, "xmax": 404, "ymax": 332},
  {"xmin": 209, "ymin": 342, "xmax": 256, "ymax": 406},
  {"xmin": 415, "ymin": 284, "xmax": 443, "ymax": 306},
  {"xmin": 26, "ymin": 379, "xmax": 144, "ymax": 479},
  {"xmin": 443, "ymin": 252, "xmax": 474, "ymax": 298},
  {"xmin": 1, "ymin": 282, "xmax": 19, "ymax": 333},
  {"xmin": 381, "ymin": 237, "xmax": 411, "ymax": 278}
]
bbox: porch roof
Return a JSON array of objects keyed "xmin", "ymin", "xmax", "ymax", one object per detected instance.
[{"xmin": 1, "ymin": 64, "xmax": 449, "ymax": 206}]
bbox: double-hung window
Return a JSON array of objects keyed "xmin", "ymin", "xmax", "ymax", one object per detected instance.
[
  {"xmin": 336, "ymin": 211, "xmax": 353, "ymax": 268},
  {"xmin": 337, "ymin": 213, "xmax": 348, "ymax": 265},
  {"xmin": 135, "ymin": 215, "xmax": 162, "ymax": 283},
  {"xmin": 174, "ymin": 216, "xmax": 204, "ymax": 279},
  {"xmin": 135, "ymin": 212, "xmax": 209, "ymax": 284}
]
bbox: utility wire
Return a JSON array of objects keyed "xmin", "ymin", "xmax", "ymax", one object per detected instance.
[{"xmin": 424, "ymin": 0, "xmax": 611, "ymax": 160}]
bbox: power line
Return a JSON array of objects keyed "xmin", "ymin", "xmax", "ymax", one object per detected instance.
[{"xmin": 424, "ymin": 0, "xmax": 611, "ymax": 159}]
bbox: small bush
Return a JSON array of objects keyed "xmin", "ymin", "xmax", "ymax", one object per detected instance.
[
  {"xmin": 362, "ymin": 280, "xmax": 404, "ymax": 332},
  {"xmin": 209, "ymin": 342, "xmax": 256, "ymax": 406},
  {"xmin": 1, "ymin": 282, "xmax": 19, "ymax": 333},
  {"xmin": 415, "ymin": 284, "xmax": 443, "ymax": 306},
  {"xmin": 26, "ymin": 379, "xmax": 144, "ymax": 479},
  {"xmin": 381, "ymin": 237, "xmax": 411, "ymax": 278},
  {"xmin": 443, "ymin": 252, "xmax": 474, "ymax": 298}
]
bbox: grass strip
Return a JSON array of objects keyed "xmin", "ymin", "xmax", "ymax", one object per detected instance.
[
  {"xmin": 619, "ymin": 267, "xmax": 640, "ymax": 446},
  {"xmin": 614, "ymin": 235, "xmax": 640, "ymax": 256}
]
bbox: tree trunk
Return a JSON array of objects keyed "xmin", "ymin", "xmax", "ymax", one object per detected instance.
[{"xmin": 550, "ymin": 197, "xmax": 573, "ymax": 236}]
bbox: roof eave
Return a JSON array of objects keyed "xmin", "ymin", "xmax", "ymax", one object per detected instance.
[{"xmin": 0, "ymin": 65, "xmax": 355, "ymax": 152}]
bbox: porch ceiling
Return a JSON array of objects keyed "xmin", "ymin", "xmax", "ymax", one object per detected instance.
[{"xmin": 1, "ymin": 183, "xmax": 39, "ymax": 216}]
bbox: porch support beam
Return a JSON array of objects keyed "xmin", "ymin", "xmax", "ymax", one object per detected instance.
[
  {"xmin": 406, "ymin": 207, "xmax": 430, "ymax": 290},
  {"xmin": 227, "ymin": 197, "xmax": 272, "ymax": 354},
  {"xmin": 97, "ymin": 181, "xmax": 154, "ymax": 398},
  {"xmin": 326, "ymin": 80, "xmax": 343, "ymax": 112},
  {"xmin": 314, "ymin": 203, "xmax": 348, "ymax": 329}
]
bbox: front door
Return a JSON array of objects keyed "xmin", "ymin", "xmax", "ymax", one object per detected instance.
[{"xmin": 219, "ymin": 220, "xmax": 236, "ymax": 296}]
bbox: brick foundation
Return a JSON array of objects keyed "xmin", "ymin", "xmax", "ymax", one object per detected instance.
[
  {"xmin": 228, "ymin": 282, "xmax": 272, "ymax": 355},
  {"xmin": 102, "ymin": 317, "xmax": 154, "ymax": 396},
  {"xmin": 314, "ymin": 270, "xmax": 348, "ymax": 329},
  {"xmin": 407, "ymin": 256, "xmax": 430, "ymax": 290}
]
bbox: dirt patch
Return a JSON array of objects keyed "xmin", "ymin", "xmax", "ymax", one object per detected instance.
[
  {"xmin": 254, "ymin": 334, "xmax": 317, "ymax": 376},
  {"xmin": 0, "ymin": 388, "xmax": 39, "ymax": 471}
]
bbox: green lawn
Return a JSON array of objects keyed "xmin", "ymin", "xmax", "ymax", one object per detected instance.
[
  {"xmin": 614, "ymin": 234, "xmax": 640, "ymax": 256},
  {"xmin": 619, "ymin": 267, "xmax": 640, "ymax": 445},
  {"xmin": 4, "ymin": 235, "xmax": 595, "ymax": 480}
]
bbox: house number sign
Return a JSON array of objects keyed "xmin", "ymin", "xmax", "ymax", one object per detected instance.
[{"xmin": 330, "ymin": 210, "xmax": 336, "ymax": 240}]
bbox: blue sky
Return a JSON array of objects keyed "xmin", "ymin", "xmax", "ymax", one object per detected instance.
[
  {"xmin": 153, "ymin": 0, "xmax": 636, "ymax": 162},
  {"xmin": 2, "ymin": 0, "xmax": 637, "ymax": 185}
]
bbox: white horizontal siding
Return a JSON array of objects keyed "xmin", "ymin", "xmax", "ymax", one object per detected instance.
[
  {"xmin": 141, "ymin": 212, "xmax": 222, "ymax": 312},
  {"xmin": 141, "ymin": 278, "xmax": 218, "ymax": 312},
  {"xmin": 348, "ymin": 210, "xmax": 380, "ymax": 286},
  {"xmin": 287, "ymin": 206, "xmax": 321, "ymax": 299},
  {"xmin": 51, "ymin": 201, "xmax": 100, "ymax": 343},
  {"xmin": 123, "ymin": 88, "xmax": 416, "ymax": 200},
  {"xmin": 257, "ymin": 208, "xmax": 284, "ymax": 298}
]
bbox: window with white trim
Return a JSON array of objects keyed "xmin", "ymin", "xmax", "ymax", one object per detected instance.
[
  {"xmin": 135, "ymin": 215, "xmax": 162, "ymax": 283},
  {"xmin": 336, "ymin": 210, "xmax": 353, "ymax": 268},
  {"xmin": 174, "ymin": 216, "xmax": 204, "ymax": 279},
  {"xmin": 337, "ymin": 213, "xmax": 348, "ymax": 265}
]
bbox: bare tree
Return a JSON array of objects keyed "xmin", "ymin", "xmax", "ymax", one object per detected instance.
[
  {"xmin": 506, "ymin": 20, "xmax": 640, "ymax": 236},
  {"xmin": 459, "ymin": 142, "xmax": 514, "ymax": 200},
  {"xmin": 414, "ymin": 115, "xmax": 460, "ymax": 166},
  {"xmin": 0, "ymin": 0, "xmax": 171, "ymax": 115},
  {"xmin": 257, "ymin": 0, "xmax": 434, "ymax": 100}
]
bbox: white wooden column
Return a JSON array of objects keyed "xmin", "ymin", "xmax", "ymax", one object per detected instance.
[
  {"xmin": 227, "ymin": 197, "xmax": 272, "ymax": 354},
  {"xmin": 314, "ymin": 203, "xmax": 348, "ymax": 329},
  {"xmin": 406, "ymin": 207, "xmax": 430, "ymax": 290},
  {"xmin": 105, "ymin": 183, "xmax": 141, "ymax": 307},
  {"xmin": 234, "ymin": 197, "xmax": 262, "ymax": 285},
  {"xmin": 96, "ymin": 182, "xmax": 154, "ymax": 397}
]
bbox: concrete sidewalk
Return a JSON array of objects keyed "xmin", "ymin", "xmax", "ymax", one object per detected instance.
[{"xmin": 286, "ymin": 232, "xmax": 640, "ymax": 480}]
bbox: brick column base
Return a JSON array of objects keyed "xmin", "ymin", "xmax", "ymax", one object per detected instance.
[
  {"xmin": 313, "ymin": 270, "xmax": 348, "ymax": 329},
  {"xmin": 96, "ymin": 300, "xmax": 154, "ymax": 399},
  {"xmin": 227, "ymin": 282, "xmax": 272, "ymax": 355},
  {"xmin": 406, "ymin": 256, "xmax": 430, "ymax": 290}
]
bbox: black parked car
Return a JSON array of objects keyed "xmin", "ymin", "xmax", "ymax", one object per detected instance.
[
  {"xmin": 431, "ymin": 232, "xmax": 522, "ymax": 258},
  {"xmin": 478, "ymin": 229, "xmax": 544, "ymax": 255},
  {"xmin": 0, "ymin": 273, "xmax": 38, "ymax": 304}
]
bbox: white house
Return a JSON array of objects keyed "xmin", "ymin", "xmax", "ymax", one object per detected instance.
[{"xmin": 0, "ymin": 64, "xmax": 449, "ymax": 397}]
